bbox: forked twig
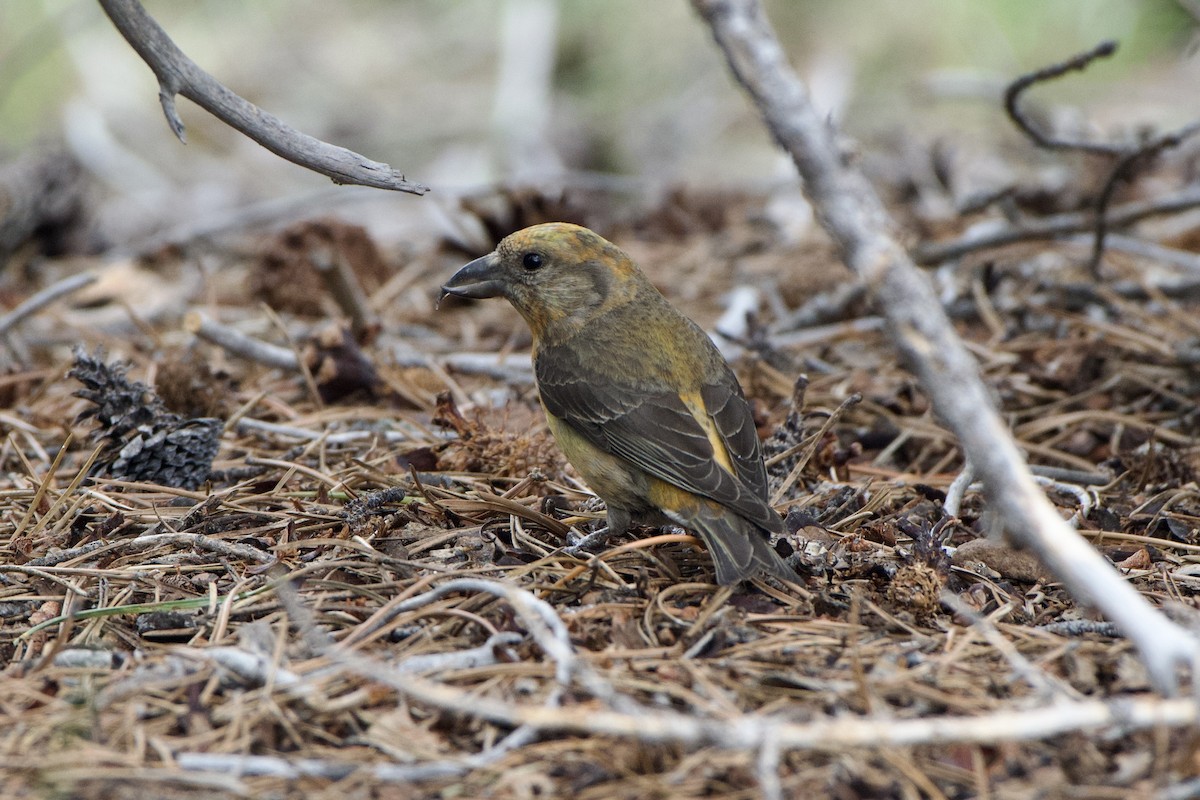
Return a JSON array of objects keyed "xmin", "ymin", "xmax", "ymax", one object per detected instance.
[
  {"xmin": 924, "ymin": 39, "xmax": 1200, "ymax": 272},
  {"xmin": 1086, "ymin": 120, "xmax": 1200, "ymax": 273}
]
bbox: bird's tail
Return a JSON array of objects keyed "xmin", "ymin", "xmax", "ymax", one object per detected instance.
[{"xmin": 665, "ymin": 506, "xmax": 796, "ymax": 585}]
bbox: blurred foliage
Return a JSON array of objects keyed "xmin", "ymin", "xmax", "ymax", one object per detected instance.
[{"xmin": 0, "ymin": 0, "xmax": 1195, "ymax": 193}]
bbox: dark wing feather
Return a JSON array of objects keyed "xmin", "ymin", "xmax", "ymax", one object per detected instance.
[
  {"xmin": 536, "ymin": 342, "xmax": 781, "ymax": 533},
  {"xmin": 701, "ymin": 381, "xmax": 770, "ymax": 501}
]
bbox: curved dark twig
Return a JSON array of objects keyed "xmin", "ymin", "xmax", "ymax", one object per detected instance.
[
  {"xmin": 992, "ymin": 39, "xmax": 1200, "ymax": 275},
  {"xmin": 1003, "ymin": 40, "xmax": 1123, "ymax": 156},
  {"xmin": 96, "ymin": 0, "xmax": 429, "ymax": 195}
]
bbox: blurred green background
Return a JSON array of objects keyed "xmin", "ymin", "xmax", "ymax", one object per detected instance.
[{"xmin": 0, "ymin": 0, "xmax": 1195, "ymax": 240}]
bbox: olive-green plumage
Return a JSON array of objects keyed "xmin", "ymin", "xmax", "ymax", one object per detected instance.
[{"xmin": 440, "ymin": 222, "xmax": 794, "ymax": 585}]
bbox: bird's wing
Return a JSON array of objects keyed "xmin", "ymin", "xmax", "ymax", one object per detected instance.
[
  {"xmin": 536, "ymin": 343, "xmax": 781, "ymax": 533},
  {"xmin": 700, "ymin": 380, "xmax": 771, "ymax": 502}
]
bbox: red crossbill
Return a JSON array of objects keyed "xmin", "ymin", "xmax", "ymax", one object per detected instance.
[{"xmin": 440, "ymin": 223, "xmax": 794, "ymax": 585}]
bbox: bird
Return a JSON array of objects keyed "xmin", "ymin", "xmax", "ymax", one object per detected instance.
[{"xmin": 440, "ymin": 222, "xmax": 795, "ymax": 585}]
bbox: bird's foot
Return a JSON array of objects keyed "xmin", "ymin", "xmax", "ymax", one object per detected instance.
[{"xmin": 564, "ymin": 526, "xmax": 611, "ymax": 557}]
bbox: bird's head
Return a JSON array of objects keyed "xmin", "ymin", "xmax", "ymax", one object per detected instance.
[{"xmin": 440, "ymin": 223, "xmax": 642, "ymax": 340}]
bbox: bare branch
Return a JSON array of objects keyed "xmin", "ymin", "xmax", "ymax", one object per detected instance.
[
  {"xmin": 691, "ymin": 0, "xmax": 1200, "ymax": 693},
  {"xmin": 265, "ymin": 656, "xmax": 1200, "ymax": 751},
  {"xmin": 912, "ymin": 184, "xmax": 1200, "ymax": 265},
  {"xmin": 170, "ymin": 673, "xmax": 1200, "ymax": 780},
  {"xmin": 96, "ymin": 0, "xmax": 429, "ymax": 195},
  {"xmin": 1003, "ymin": 40, "xmax": 1123, "ymax": 155},
  {"xmin": 255, "ymin": 574, "xmax": 1200, "ymax": 793}
]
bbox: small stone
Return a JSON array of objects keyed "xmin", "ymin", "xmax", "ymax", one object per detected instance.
[{"xmin": 952, "ymin": 538, "xmax": 1052, "ymax": 584}]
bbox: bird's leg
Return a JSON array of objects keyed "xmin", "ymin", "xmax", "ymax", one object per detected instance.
[
  {"xmin": 564, "ymin": 506, "xmax": 630, "ymax": 556},
  {"xmin": 564, "ymin": 497, "xmax": 608, "ymax": 549},
  {"xmin": 564, "ymin": 527, "xmax": 610, "ymax": 554}
]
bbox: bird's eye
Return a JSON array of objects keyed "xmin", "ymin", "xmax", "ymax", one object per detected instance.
[{"xmin": 522, "ymin": 252, "xmax": 543, "ymax": 270}]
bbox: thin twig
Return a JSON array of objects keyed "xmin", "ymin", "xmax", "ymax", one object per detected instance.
[
  {"xmin": 234, "ymin": 417, "xmax": 409, "ymax": 445},
  {"xmin": 1003, "ymin": 40, "xmax": 1123, "ymax": 155},
  {"xmin": 391, "ymin": 344, "xmax": 537, "ymax": 383},
  {"xmin": 0, "ymin": 272, "xmax": 96, "ymax": 338},
  {"xmin": 184, "ymin": 311, "xmax": 298, "ymax": 370},
  {"xmin": 1087, "ymin": 121, "xmax": 1200, "ymax": 275},
  {"xmin": 96, "ymin": 0, "xmax": 429, "ymax": 195},
  {"xmin": 340, "ymin": 578, "xmax": 591, "ymax": 692},
  {"xmin": 757, "ymin": 723, "xmax": 784, "ymax": 800},
  {"xmin": 769, "ymin": 392, "xmax": 861, "ymax": 506},
  {"xmin": 1095, "ymin": 234, "xmax": 1200, "ymax": 271},
  {"xmin": 32, "ymin": 530, "xmax": 276, "ymax": 568},
  {"xmin": 943, "ymin": 458, "xmax": 974, "ymax": 519},
  {"xmin": 1039, "ymin": 619, "xmax": 1122, "ymax": 637},
  {"xmin": 394, "ymin": 631, "xmax": 523, "ymax": 673},
  {"xmin": 941, "ymin": 593, "xmax": 1077, "ymax": 699},
  {"xmin": 129, "ymin": 532, "xmax": 277, "ymax": 564},
  {"xmin": 0, "ymin": 565, "xmax": 92, "ymax": 597},
  {"xmin": 1028, "ymin": 465, "xmax": 1113, "ymax": 487},
  {"xmin": 772, "ymin": 280, "xmax": 867, "ymax": 333},
  {"xmin": 174, "ymin": 751, "xmax": 507, "ymax": 783},
  {"xmin": 309, "ymin": 242, "xmax": 379, "ymax": 340},
  {"xmin": 912, "ymin": 185, "xmax": 1200, "ymax": 264},
  {"xmin": 269, "ymin": 574, "xmax": 603, "ymax": 783}
]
